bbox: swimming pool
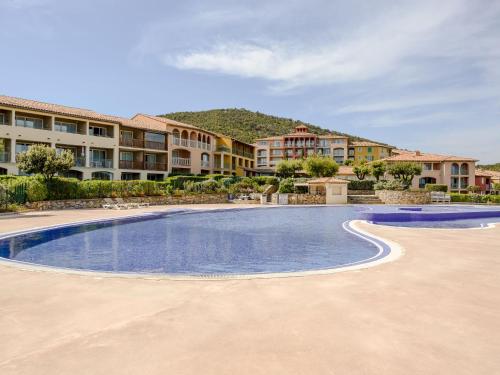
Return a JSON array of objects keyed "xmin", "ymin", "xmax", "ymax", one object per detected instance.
[
  {"xmin": 0, "ymin": 207, "xmax": 389, "ymax": 276},
  {"xmin": 0, "ymin": 205, "xmax": 498, "ymax": 276}
]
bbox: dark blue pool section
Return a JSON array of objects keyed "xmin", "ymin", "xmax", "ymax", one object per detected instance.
[
  {"xmin": 360, "ymin": 205, "xmax": 500, "ymax": 223},
  {"xmin": 0, "ymin": 207, "xmax": 384, "ymax": 275}
]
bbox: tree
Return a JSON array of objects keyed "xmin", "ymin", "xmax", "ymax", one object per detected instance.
[
  {"xmin": 353, "ymin": 160, "xmax": 371, "ymax": 180},
  {"xmin": 303, "ymin": 156, "xmax": 339, "ymax": 177},
  {"xmin": 276, "ymin": 159, "xmax": 303, "ymax": 178},
  {"xmin": 343, "ymin": 159, "xmax": 354, "ymax": 166},
  {"xmin": 387, "ymin": 162, "xmax": 422, "ymax": 189},
  {"xmin": 17, "ymin": 144, "xmax": 74, "ymax": 182},
  {"xmin": 370, "ymin": 160, "xmax": 387, "ymax": 181}
]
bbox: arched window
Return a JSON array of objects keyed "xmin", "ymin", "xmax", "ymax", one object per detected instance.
[
  {"xmin": 460, "ymin": 163, "xmax": 469, "ymax": 175},
  {"xmin": 181, "ymin": 130, "xmax": 188, "ymax": 140},
  {"xmin": 91, "ymin": 171, "xmax": 113, "ymax": 180},
  {"xmin": 451, "ymin": 163, "xmax": 459, "ymax": 175}
]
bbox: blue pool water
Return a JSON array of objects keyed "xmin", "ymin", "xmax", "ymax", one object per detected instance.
[
  {"xmin": 0, "ymin": 207, "xmax": 384, "ymax": 275},
  {"xmin": 1, "ymin": 205, "xmax": 498, "ymax": 275}
]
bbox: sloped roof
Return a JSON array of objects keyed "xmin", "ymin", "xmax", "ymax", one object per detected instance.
[
  {"xmin": 0, "ymin": 95, "xmax": 167, "ymax": 133},
  {"xmin": 383, "ymin": 151, "xmax": 477, "ymax": 162},
  {"xmin": 350, "ymin": 141, "xmax": 392, "ymax": 148},
  {"xmin": 133, "ymin": 114, "xmax": 219, "ymax": 136}
]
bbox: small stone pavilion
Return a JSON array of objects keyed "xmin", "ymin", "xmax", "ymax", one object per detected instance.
[{"xmin": 307, "ymin": 177, "xmax": 349, "ymax": 204}]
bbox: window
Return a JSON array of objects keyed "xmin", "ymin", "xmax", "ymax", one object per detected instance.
[
  {"xmin": 121, "ymin": 130, "xmax": 133, "ymax": 140},
  {"xmin": 15, "ymin": 143, "xmax": 33, "ymax": 155},
  {"xmin": 318, "ymin": 139, "xmax": 330, "ymax": 147},
  {"xmin": 92, "ymin": 171, "xmax": 113, "ymax": 180},
  {"xmin": 145, "ymin": 153, "xmax": 157, "ymax": 163},
  {"xmin": 272, "ymin": 141, "xmax": 282, "ymax": 147},
  {"xmin": 0, "ymin": 113, "xmax": 5, "ymax": 125},
  {"xmin": 89, "ymin": 125, "xmax": 107, "ymax": 137},
  {"xmin": 120, "ymin": 151, "xmax": 133, "ymax": 161},
  {"xmin": 333, "ymin": 148, "xmax": 344, "ymax": 157},
  {"xmin": 423, "ymin": 163, "xmax": 432, "ymax": 171},
  {"xmin": 271, "ymin": 149, "xmax": 282, "ymax": 155},
  {"xmin": 257, "ymin": 150, "xmax": 267, "ymax": 156},
  {"xmin": 333, "ymin": 139, "xmax": 344, "ymax": 144},
  {"xmin": 145, "ymin": 132, "xmax": 165, "ymax": 143},
  {"xmin": 90, "ymin": 149, "xmax": 106, "ymax": 161},
  {"xmin": 451, "ymin": 163, "xmax": 459, "ymax": 175},
  {"xmin": 366, "ymin": 155, "xmax": 373, "ymax": 161},
  {"xmin": 16, "ymin": 116, "xmax": 44, "ymax": 129},
  {"xmin": 358, "ymin": 147, "xmax": 362, "ymax": 152},
  {"xmin": 367, "ymin": 147, "xmax": 372, "ymax": 153},
  {"xmin": 55, "ymin": 121, "xmax": 78, "ymax": 134},
  {"xmin": 258, "ymin": 141, "xmax": 268, "ymax": 146}
]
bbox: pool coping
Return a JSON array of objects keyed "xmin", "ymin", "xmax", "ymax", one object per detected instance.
[{"xmin": 0, "ymin": 206, "xmax": 404, "ymax": 281}]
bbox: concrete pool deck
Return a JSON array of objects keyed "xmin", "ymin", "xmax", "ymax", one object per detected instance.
[{"xmin": 0, "ymin": 205, "xmax": 499, "ymax": 374}]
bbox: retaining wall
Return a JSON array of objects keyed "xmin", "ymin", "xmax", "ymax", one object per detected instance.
[
  {"xmin": 25, "ymin": 194, "xmax": 229, "ymax": 210},
  {"xmin": 375, "ymin": 190, "xmax": 431, "ymax": 204}
]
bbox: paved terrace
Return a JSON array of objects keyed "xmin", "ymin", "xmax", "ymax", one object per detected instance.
[{"xmin": 0, "ymin": 205, "xmax": 499, "ymax": 375}]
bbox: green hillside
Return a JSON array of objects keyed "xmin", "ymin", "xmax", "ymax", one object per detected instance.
[
  {"xmin": 159, "ymin": 108, "xmax": 377, "ymax": 145},
  {"xmin": 477, "ymin": 163, "xmax": 500, "ymax": 171}
]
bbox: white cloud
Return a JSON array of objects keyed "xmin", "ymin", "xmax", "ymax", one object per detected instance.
[{"xmin": 160, "ymin": 0, "xmax": 480, "ymax": 88}]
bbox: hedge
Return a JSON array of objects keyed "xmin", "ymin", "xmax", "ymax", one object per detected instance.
[
  {"xmin": 450, "ymin": 193, "xmax": 500, "ymax": 204},
  {"xmin": 348, "ymin": 180, "xmax": 375, "ymax": 190},
  {"xmin": 425, "ymin": 184, "xmax": 448, "ymax": 192}
]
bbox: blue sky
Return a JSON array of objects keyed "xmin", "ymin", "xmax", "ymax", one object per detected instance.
[{"xmin": 1, "ymin": 0, "xmax": 499, "ymax": 163}]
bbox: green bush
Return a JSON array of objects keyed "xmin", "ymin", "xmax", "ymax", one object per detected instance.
[
  {"xmin": 425, "ymin": 184, "xmax": 448, "ymax": 192},
  {"xmin": 229, "ymin": 178, "xmax": 260, "ymax": 194},
  {"xmin": 264, "ymin": 176, "xmax": 279, "ymax": 186},
  {"xmin": 374, "ymin": 180, "xmax": 405, "ymax": 191},
  {"xmin": 348, "ymin": 180, "xmax": 375, "ymax": 190},
  {"xmin": 164, "ymin": 175, "xmax": 209, "ymax": 189},
  {"xmin": 450, "ymin": 193, "xmax": 500, "ymax": 204},
  {"xmin": 278, "ymin": 178, "xmax": 295, "ymax": 193},
  {"xmin": 494, "ymin": 183, "xmax": 500, "ymax": 191},
  {"xmin": 26, "ymin": 178, "xmax": 48, "ymax": 201},
  {"xmin": 467, "ymin": 185, "xmax": 481, "ymax": 193},
  {"xmin": 205, "ymin": 174, "xmax": 226, "ymax": 181}
]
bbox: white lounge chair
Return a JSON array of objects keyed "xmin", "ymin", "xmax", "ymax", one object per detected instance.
[
  {"xmin": 115, "ymin": 197, "xmax": 138, "ymax": 209},
  {"xmin": 102, "ymin": 198, "xmax": 128, "ymax": 210},
  {"xmin": 430, "ymin": 192, "xmax": 451, "ymax": 203}
]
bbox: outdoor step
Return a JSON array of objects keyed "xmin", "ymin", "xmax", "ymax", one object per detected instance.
[{"xmin": 347, "ymin": 195, "xmax": 383, "ymax": 204}]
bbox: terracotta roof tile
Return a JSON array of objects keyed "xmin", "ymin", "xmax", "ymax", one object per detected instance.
[
  {"xmin": 383, "ymin": 151, "xmax": 477, "ymax": 162},
  {"xmin": 133, "ymin": 114, "xmax": 219, "ymax": 136}
]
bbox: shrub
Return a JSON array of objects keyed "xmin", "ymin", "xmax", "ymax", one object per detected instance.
[
  {"xmin": 265, "ymin": 176, "xmax": 279, "ymax": 186},
  {"xmin": 370, "ymin": 161, "xmax": 386, "ymax": 181},
  {"xmin": 303, "ymin": 156, "xmax": 339, "ymax": 177},
  {"xmin": 229, "ymin": 178, "xmax": 260, "ymax": 194},
  {"xmin": 278, "ymin": 178, "xmax": 295, "ymax": 193},
  {"xmin": 164, "ymin": 175, "xmax": 208, "ymax": 189},
  {"xmin": 26, "ymin": 178, "xmax": 48, "ymax": 201},
  {"xmin": 467, "ymin": 185, "xmax": 481, "ymax": 193},
  {"xmin": 353, "ymin": 160, "xmax": 371, "ymax": 180},
  {"xmin": 374, "ymin": 180, "xmax": 405, "ymax": 191},
  {"xmin": 276, "ymin": 159, "xmax": 303, "ymax": 178},
  {"xmin": 348, "ymin": 180, "xmax": 375, "ymax": 190},
  {"xmin": 17, "ymin": 144, "xmax": 74, "ymax": 182},
  {"xmin": 206, "ymin": 174, "xmax": 226, "ymax": 181},
  {"xmin": 450, "ymin": 193, "xmax": 500, "ymax": 204},
  {"xmin": 387, "ymin": 162, "xmax": 422, "ymax": 189},
  {"xmin": 494, "ymin": 183, "xmax": 500, "ymax": 191},
  {"xmin": 425, "ymin": 184, "xmax": 448, "ymax": 192}
]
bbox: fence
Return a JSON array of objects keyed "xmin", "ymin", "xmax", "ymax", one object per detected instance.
[{"xmin": 0, "ymin": 182, "xmax": 27, "ymax": 209}]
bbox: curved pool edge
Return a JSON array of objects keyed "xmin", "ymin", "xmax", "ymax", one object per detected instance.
[{"xmin": 0, "ymin": 211, "xmax": 404, "ymax": 280}]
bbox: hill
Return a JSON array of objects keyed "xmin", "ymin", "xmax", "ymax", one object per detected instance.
[
  {"xmin": 477, "ymin": 163, "xmax": 500, "ymax": 172},
  {"xmin": 159, "ymin": 108, "xmax": 379, "ymax": 145}
]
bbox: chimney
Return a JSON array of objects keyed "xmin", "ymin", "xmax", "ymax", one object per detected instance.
[{"xmin": 415, "ymin": 150, "xmax": 421, "ymax": 156}]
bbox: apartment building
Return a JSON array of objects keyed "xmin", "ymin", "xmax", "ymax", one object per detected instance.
[
  {"xmin": 132, "ymin": 115, "xmax": 256, "ymax": 177},
  {"xmin": 348, "ymin": 141, "xmax": 392, "ymax": 162},
  {"xmin": 383, "ymin": 151, "xmax": 477, "ymax": 193},
  {"xmin": 254, "ymin": 125, "xmax": 391, "ymax": 174},
  {"xmin": 0, "ymin": 95, "xmax": 255, "ymax": 180}
]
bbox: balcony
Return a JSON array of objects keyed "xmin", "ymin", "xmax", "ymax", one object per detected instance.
[
  {"xmin": 90, "ymin": 159, "xmax": 113, "ymax": 168},
  {"xmin": 0, "ymin": 152, "xmax": 10, "ymax": 163},
  {"xmin": 144, "ymin": 161, "xmax": 167, "ymax": 171},
  {"xmin": 172, "ymin": 157, "xmax": 191, "ymax": 166},
  {"xmin": 119, "ymin": 160, "xmax": 144, "ymax": 170},
  {"xmin": 216, "ymin": 146, "xmax": 231, "ymax": 153},
  {"xmin": 173, "ymin": 138, "xmax": 189, "ymax": 147},
  {"xmin": 120, "ymin": 138, "xmax": 144, "ymax": 148},
  {"xmin": 201, "ymin": 160, "xmax": 211, "ymax": 168},
  {"xmin": 74, "ymin": 157, "xmax": 86, "ymax": 167}
]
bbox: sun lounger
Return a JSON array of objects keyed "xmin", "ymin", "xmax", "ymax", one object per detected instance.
[
  {"xmin": 430, "ymin": 192, "xmax": 451, "ymax": 203},
  {"xmin": 115, "ymin": 197, "xmax": 138, "ymax": 209},
  {"xmin": 102, "ymin": 198, "xmax": 128, "ymax": 210}
]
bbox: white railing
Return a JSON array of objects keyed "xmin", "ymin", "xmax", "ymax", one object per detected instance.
[
  {"xmin": 201, "ymin": 160, "xmax": 210, "ymax": 168},
  {"xmin": 90, "ymin": 159, "xmax": 113, "ymax": 168},
  {"xmin": 172, "ymin": 157, "xmax": 191, "ymax": 166}
]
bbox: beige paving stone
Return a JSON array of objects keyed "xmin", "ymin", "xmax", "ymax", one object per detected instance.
[{"xmin": 0, "ymin": 206, "xmax": 498, "ymax": 374}]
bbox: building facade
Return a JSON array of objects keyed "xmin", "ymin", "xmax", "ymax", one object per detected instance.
[
  {"xmin": 383, "ymin": 151, "xmax": 477, "ymax": 193},
  {"xmin": 0, "ymin": 96, "xmax": 255, "ymax": 180},
  {"xmin": 254, "ymin": 125, "xmax": 391, "ymax": 174}
]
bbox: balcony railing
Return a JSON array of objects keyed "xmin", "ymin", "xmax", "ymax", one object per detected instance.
[
  {"xmin": 120, "ymin": 138, "xmax": 144, "ymax": 148},
  {"xmin": 172, "ymin": 157, "xmax": 191, "ymax": 166},
  {"xmin": 119, "ymin": 160, "xmax": 143, "ymax": 170},
  {"xmin": 74, "ymin": 157, "xmax": 86, "ymax": 167},
  {"xmin": 90, "ymin": 159, "xmax": 113, "ymax": 168},
  {"xmin": 201, "ymin": 160, "xmax": 210, "ymax": 168},
  {"xmin": 216, "ymin": 146, "xmax": 231, "ymax": 153},
  {"xmin": 145, "ymin": 161, "xmax": 167, "ymax": 171},
  {"xmin": 0, "ymin": 152, "xmax": 10, "ymax": 163}
]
